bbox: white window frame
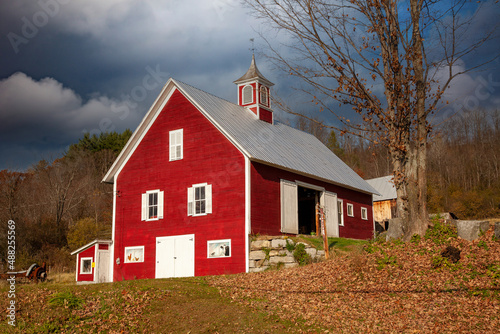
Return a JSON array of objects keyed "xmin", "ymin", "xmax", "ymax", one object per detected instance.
[
  {"xmin": 361, "ymin": 207, "xmax": 368, "ymax": 220},
  {"xmin": 80, "ymin": 257, "xmax": 92, "ymax": 274},
  {"xmin": 259, "ymin": 86, "xmax": 268, "ymax": 106},
  {"xmin": 347, "ymin": 203, "xmax": 354, "ymax": 217},
  {"xmin": 338, "ymin": 199, "xmax": 344, "ymax": 226},
  {"xmin": 124, "ymin": 246, "xmax": 145, "ymax": 263},
  {"xmin": 242, "ymin": 84, "xmax": 253, "ymax": 104},
  {"xmin": 169, "ymin": 129, "xmax": 183, "ymax": 161},
  {"xmin": 141, "ymin": 189, "xmax": 164, "ymax": 221},
  {"xmin": 187, "ymin": 183, "xmax": 212, "ymax": 216},
  {"xmin": 207, "ymin": 239, "xmax": 231, "ymax": 258}
]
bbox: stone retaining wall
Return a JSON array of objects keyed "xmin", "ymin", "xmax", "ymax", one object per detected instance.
[{"xmin": 249, "ymin": 236, "xmax": 325, "ymax": 273}]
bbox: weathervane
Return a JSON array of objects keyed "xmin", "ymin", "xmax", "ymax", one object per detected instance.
[{"xmin": 249, "ymin": 38, "xmax": 255, "ymax": 54}]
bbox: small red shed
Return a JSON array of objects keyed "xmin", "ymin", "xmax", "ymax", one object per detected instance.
[
  {"xmin": 100, "ymin": 56, "xmax": 378, "ymax": 282},
  {"xmin": 71, "ymin": 240, "xmax": 112, "ymax": 284}
]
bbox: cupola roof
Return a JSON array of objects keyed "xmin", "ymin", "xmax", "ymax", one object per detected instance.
[{"xmin": 233, "ymin": 54, "xmax": 274, "ymax": 86}]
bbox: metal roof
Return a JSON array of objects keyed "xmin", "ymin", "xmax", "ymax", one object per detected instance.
[
  {"xmin": 366, "ymin": 175, "xmax": 397, "ymax": 201},
  {"xmin": 175, "ymin": 79, "xmax": 378, "ymax": 195}
]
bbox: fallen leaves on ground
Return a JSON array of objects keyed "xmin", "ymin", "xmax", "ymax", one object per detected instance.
[{"xmin": 209, "ymin": 228, "xmax": 500, "ymax": 333}]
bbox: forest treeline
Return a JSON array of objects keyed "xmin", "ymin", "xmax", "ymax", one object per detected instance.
[
  {"xmin": 1, "ymin": 109, "xmax": 499, "ymax": 271},
  {"xmin": 297, "ymin": 109, "xmax": 500, "ymax": 219},
  {"xmin": 0, "ymin": 130, "xmax": 131, "ymax": 271}
]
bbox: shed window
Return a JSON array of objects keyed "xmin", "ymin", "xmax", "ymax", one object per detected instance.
[
  {"xmin": 347, "ymin": 203, "xmax": 354, "ymax": 217},
  {"xmin": 242, "ymin": 85, "xmax": 253, "ymax": 104},
  {"xmin": 169, "ymin": 129, "xmax": 183, "ymax": 161},
  {"xmin": 188, "ymin": 183, "xmax": 212, "ymax": 216},
  {"xmin": 361, "ymin": 207, "xmax": 368, "ymax": 220},
  {"xmin": 141, "ymin": 190, "xmax": 164, "ymax": 221},
  {"xmin": 80, "ymin": 257, "xmax": 92, "ymax": 274}
]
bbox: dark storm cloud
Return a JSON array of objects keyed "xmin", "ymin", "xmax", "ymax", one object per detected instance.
[
  {"xmin": 0, "ymin": 0, "xmax": 262, "ymax": 170},
  {"xmin": 0, "ymin": 0, "xmax": 498, "ymax": 170}
]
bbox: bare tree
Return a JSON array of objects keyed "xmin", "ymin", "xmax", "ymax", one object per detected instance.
[{"xmin": 245, "ymin": 0, "xmax": 498, "ymax": 238}]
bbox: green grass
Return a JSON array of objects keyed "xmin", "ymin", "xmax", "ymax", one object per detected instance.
[
  {"xmin": 291, "ymin": 235, "xmax": 368, "ymax": 252},
  {"xmin": 0, "ymin": 276, "xmax": 322, "ymax": 333}
]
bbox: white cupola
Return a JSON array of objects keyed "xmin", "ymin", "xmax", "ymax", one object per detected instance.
[{"xmin": 234, "ymin": 55, "xmax": 274, "ymax": 124}]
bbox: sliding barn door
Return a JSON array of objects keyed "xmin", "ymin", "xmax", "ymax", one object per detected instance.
[
  {"xmin": 322, "ymin": 191, "xmax": 339, "ymax": 237},
  {"xmin": 280, "ymin": 179, "xmax": 298, "ymax": 234}
]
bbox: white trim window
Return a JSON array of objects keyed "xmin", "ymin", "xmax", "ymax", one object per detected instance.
[
  {"xmin": 347, "ymin": 203, "xmax": 354, "ymax": 217},
  {"xmin": 337, "ymin": 199, "xmax": 344, "ymax": 226},
  {"xmin": 260, "ymin": 86, "xmax": 268, "ymax": 106},
  {"xmin": 361, "ymin": 207, "xmax": 368, "ymax": 220},
  {"xmin": 124, "ymin": 246, "xmax": 144, "ymax": 263},
  {"xmin": 169, "ymin": 129, "xmax": 183, "ymax": 161},
  {"xmin": 141, "ymin": 190, "xmax": 164, "ymax": 221},
  {"xmin": 242, "ymin": 85, "xmax": 253, "ymax": 104},
  {"xmin": 80, "ymin": 257, "xmax": 92, "ymax": 274},
  {"xmin": 187, "ymin": 183, "xmax": 212, "ymax": 216},
  {"xmin": 207, "ymin": 239, "xmax": 231, "ymax": 258}
]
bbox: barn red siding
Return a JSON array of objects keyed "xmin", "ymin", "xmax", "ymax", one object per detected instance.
[
  {"xmin": 114, "ymin": 89, "xmax": 246, "ymax": 281},
  {"xmin": 238, "ymin": 83, "xmax": 257, "ymax": 109},
  {"xmin": 76, "ymin": 246, "xmax": 95, "ymax": 282},
  {"xmin": 250, "ymin": 162, "xmax": 373, "ymax": 239},
  {"xmin": 259, "ymin": 108, "xmax": 273, "ymax": 124}
]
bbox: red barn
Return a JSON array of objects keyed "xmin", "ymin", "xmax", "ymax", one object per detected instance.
[{"xmin": 98, "ymin": 56, "xmax": 377, "ymax": 282}]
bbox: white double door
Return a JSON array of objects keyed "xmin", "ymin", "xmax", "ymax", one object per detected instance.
[{"xmin": 155, "ymin": 234, "xmax": 194, "ymax": 278}]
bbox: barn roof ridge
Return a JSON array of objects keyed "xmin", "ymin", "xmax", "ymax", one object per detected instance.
[{"xmin": 103, "ymin": 78, "xmax": 378, "ymax": 195}]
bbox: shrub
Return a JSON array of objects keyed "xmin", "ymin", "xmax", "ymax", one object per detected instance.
[
  {"xmin": 376, "ymin": 253, "xmax": 397, "ymax": 270},
  {"xmin": 285, "ymin": 240, "xmax": 296, "ymax": 252},
  {"xmin": 410, "ymin": 234, "xmax": 421, "ymax": 244},
  {"xmin": 293, "ymin": 243, "xmax": 312, "ymax": 266},
  {"xmin": 425, "ymin": 220, "xmax": 457, "ymax": 245}
]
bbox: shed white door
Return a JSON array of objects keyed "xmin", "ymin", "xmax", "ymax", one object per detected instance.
[
  {"xmin": 155, "ymin": 234, "xmax": 195, "ymax": 278},
  {"xmin": 280, "ymin": 179, "xmax": 298, "ymax": 234},
  {"xmin": 322, "ymin": 191, "xmax": 339, "ymax": 237},
  {"xmin": 96, "ymin": 250, "xmax": 110, "ymax": 283}
]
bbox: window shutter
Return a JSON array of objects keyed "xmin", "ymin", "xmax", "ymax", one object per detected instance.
[
  {"xmin": 141, "ymin": 193, "xmax": 147, "ymax": 221},
  {"xmin": 169, "ymin": 131, "xmax": 175, "ymax": 161},
  {"xmin": 158, "ymin": 191, "xmax": 164, "ymax": 219},
  {"xmin": 177, "ymin": 130, "xmax": 183, "ymax": 159},
  {"xmin": 205, "ymin": 184, "xmax": 212, "ymax": 214},
  {"xmin": 187, "ymin": 187, "xmax": 194, "ymax": 216}
]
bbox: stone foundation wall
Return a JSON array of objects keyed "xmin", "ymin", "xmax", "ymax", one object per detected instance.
[{"xmin": 249, "ymin": 236, "xmax": 325, "ymax": 273}]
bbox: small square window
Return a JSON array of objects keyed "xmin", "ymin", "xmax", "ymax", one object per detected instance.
[
  {"xmin": 361, "ymin": 207, "xmax": 368, "ymax": 220},
  {"xmin": 208, "ymin": 240, "xmax": 231, "ymax": 258},
  {"xmin": 80, "ymin": 257, "xmax": 92, "ymax": 274},
  {"xmin": 347, "ymin": 203, "xmax": 354, "ymax": 217},
  {"xmin": 124, "ymin": 246, "xmax": 144, "ymax": 263}
]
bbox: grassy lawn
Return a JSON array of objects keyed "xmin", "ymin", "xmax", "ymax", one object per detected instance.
[
  {"xmin": 2, "ymin": 228, "xmax": 499, "ymax": 333},
  {"xmin": 0, "ymin": 275, "xmax": 320, "ymax": 333},
  {"xmin": 292, "ymin": 235, "xmax": 368, "ymax": 252}
]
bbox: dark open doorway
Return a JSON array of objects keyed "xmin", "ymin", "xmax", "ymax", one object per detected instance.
[{"xmin": 298, "ymin": 186, "xmax": 319, "ymax": 235}]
